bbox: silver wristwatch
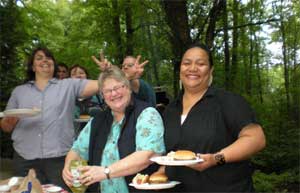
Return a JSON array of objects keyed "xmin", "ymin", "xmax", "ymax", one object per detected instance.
[{"xmin": 104, "ymin": 166, "xmax": 111, "ymax": 179}]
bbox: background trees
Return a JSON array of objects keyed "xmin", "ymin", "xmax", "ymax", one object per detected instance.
[{"xmin": 0, "ymin": 0, "xmax": 299, "ymax": 191}]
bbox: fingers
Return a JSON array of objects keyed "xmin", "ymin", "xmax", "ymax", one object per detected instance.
[
  {"xmin": 79, "ymin": 166, "xmax": 98, "ymax": 186},
  {"xmin": 6, "ymin": 116, "xmax": 19, "ymax": 123},
  {"xmin": 135, "ymin": 55, "xmax": 141, "ymax": 66},
  {"xmin": 100, "ymin": 51, "xmax": 105, "ymax": 62},
  {"xmin": 91, "ymin": 55, "xmax": 111, "ymax": 71},
  {"xmin": 134, "ymin": 55, "xmax": 148, "ymax": 68},
  {"xmin": 62, "ymin": 167, "xmax": 73, "ymax": 187},
  {"xmin": 91, "ymin": 55, "xmax": 100, "ymax": 64},
  {"xmin": 139, "ymin": 60, "xmax": 148, "ymax": 68}
]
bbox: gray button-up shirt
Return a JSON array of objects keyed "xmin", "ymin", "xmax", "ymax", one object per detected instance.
[{"xmin": 6, "ymin": 78, "xmax": 88, "ymax": 160}]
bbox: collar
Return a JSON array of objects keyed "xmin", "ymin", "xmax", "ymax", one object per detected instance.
[
  {"xmin": 27, "ymin": 78, "xmax": 59, "ymax": 85},
  {"xmin": 175, "ymin": 86, "xmax": 216, "ymax": 106}
]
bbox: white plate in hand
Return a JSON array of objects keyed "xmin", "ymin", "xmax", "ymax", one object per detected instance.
[
  {"xmin": 74, "ymin": 118, "xmax": 90, "ymax": 123},
  {"xmin": 150, "ymin": 156, "xmax": 204, "ymax": 166},
  {"xmin": 45, "ymin": 186, "xmax": 63, "ymax": 193},
  {"xmin": 3, "ymin": 108, "xmax": 41, "ymax": 118},
  {"xmin": 129, "ymin": 181, "xmax": 181, "ymax": 190}
]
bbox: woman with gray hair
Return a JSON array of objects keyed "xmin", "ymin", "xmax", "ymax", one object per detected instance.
[{"xmin": 62, "ymin": 65, "xmax": 165, "ymax": 193}]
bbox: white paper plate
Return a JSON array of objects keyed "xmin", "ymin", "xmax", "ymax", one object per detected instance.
[
  {"xmin": 0, "ymin": 112, "xmax": 4, "ymax": 118},
  {"xmin": 150, "ymin": 156, "xmax": 204, "ymax": 166},
  {"xmin": 0, "ymin": 185, "xmax": 10, "ymax": 192},
  {"xmin": 129, "ymin": 181, "xmax": 180, "ymax": 190},
  {"xmin": 45, "ymin": 186, "xmax": 62, "ymax": 192},
  {"xmin": 74, "ymin": 118, "xmax": 90, "ymax": 123},
  {"xmin": 3, "ymin": 108, "xmax": 41, "ymax": 118}
]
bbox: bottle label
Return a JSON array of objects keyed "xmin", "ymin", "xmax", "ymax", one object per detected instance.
[{"xmin": 71, "ymin": 168, "xmax": 81, "ymax": 187}]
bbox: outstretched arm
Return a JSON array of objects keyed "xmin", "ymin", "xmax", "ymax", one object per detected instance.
[{"xmin": 79, "ymin": 150, "xmax": 156, "ymax": 186}]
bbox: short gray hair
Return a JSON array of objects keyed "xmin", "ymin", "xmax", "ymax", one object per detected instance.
[{"xmin": 98, "ymin": 65, "xmax": 131, "ymax": 91}]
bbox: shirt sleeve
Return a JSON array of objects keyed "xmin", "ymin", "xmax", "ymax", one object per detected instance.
[
  {"xmin": 137, "ymin": 79, "xmax": 156, "ymax": 107},
  {"xmin": 71, "ymin": 118, "xmax": 93, "ymax": 160},
  {"xmin": 135, "ymin": 107, "xmax": 166, "ymax": 154},
  {"xmin": 68, "ymin": 78, "xmax": 89, "ymax": 98},
  {"xmin": 222, "ymin": 93, "xmax": 258, "ymax": 138},
  {"xmin": 5, "ymin": 87, "xmax": 19, "ymax": 110}
]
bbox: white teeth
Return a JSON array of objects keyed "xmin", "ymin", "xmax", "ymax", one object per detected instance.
[{"xmin": 187, "ymin": 75, "xmax": 199, "ymax": 79}]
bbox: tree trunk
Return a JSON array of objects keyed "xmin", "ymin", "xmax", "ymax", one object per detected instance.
[
  {"xmin": 111, "ymin": 0, "xmax": 123, "ymax": 64},
  {"xmin": 291, "ymin": 17, "xmax": 300, "ymax": 127},
  {"xmin": 161, "ymin": 0, "xmax": 191, "ymax": 96},
  {"xmin": 254, "ymin": 35, "xmax": 263, "ymax": 103},
  {"xmin": 146, "ymin": 24, "xmax": 160, "ymax": 86},
  {"xmin": 280, "ymin": 0, "xmax": 291, "ymax": 113},
  {"xmin": 206, "ymin": 0, "xmax": 224, "ymax": 49},
  {"xmin": 230, "ymin": 0, "xmax": 240, "ymax": 91},
  {"xmin": 124, "ymin": 0, "xmax": 134, "ymax": 55},
  {"xmin": 222, "ymin": 0, "xmax": 230, "ymax": 89},
  {"xmin": 247, "ymin": 0, "xmax": 254, "ymax": 96}
]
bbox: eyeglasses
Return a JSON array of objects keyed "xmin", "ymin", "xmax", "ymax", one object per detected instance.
[
  {"xmin": 102, "ymin": 84, "xmax": 126, "ymax": 96},
  {"xmin": 122, "ymin": 63, "xmax": 135, "ymax": 68}
]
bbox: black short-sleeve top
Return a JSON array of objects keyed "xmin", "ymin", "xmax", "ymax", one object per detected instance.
[{"xmin": 163, "ymin": 86, "xmax": 258, "ymax": 192}]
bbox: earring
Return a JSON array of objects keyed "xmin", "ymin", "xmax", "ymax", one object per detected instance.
[{"xmin": 208, "ymin": 75, "xmax": 213, "ymax": 86}]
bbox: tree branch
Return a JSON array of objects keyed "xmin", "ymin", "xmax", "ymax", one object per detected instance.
[{"xmin": 215, "ymin": 18, "xmax": 280, "ymax": 33}]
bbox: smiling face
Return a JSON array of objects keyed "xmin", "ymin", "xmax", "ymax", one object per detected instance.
[
  {"xmin": 102, "ymin": 78, "xmax": 131, "ymax": 113},
  {"xmin": 32, "ymin": 50, "xmax": 55, "ymax": 79},
  {"xmin": 180, "ymin": 47, "xmax": 213, "ymax": 92},
  {"xmin": 70, "ymin": 67, "xmax": 88, "ymax": 79}
]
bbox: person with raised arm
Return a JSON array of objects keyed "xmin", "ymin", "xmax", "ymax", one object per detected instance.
[
  {"xmin": 0, "ymin": 47, "xmax": 100, "ymax": 189},
  {"xmin": 92, "ymin": 52, "xmax": 156, "ymax": 107}
]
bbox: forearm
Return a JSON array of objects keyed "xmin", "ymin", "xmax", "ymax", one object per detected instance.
[
  {"xmin": 81, "ymin": 80, "xmax": 99, "ymax": 98},
  {"xmin": 219, "ymin": 123, "xmax": 266, "ymax": 163},
  {"xmin": 109, "ymin": 151, "xmax": 154, "ymax": 179}
]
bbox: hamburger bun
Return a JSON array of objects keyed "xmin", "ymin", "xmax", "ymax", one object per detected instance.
[
  {"xmin": 132, "ymin": 173, "xmax": 149, "ymax": 184},
  {"xmin": 173, "ymin": 150, "xmax": 196, "ymax": 160},
  {"xmin": 79, "ymin": 114, "xmax": 90, "ymax": 119},
  {"xmin": 149, "ymin": 173, "xmax": 168, "ymax": 184}
]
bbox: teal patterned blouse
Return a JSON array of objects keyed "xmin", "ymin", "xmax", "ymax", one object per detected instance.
[{"xmin": 72, "ymin": 107, "xmax": 166, "ymax": 193}]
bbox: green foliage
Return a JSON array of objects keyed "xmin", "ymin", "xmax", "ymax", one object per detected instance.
[
  {"xmin": 253, "ymin": 170, "xmax": 299, "ymax": 192},
  {"xmin": 0, "ymin": 0, "xmax": 299, "ymax": 190}
]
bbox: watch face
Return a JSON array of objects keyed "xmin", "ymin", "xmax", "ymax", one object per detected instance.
[
  {"xmin": 214, "ymin": 153, "xmax": 225, "ymax": 165},
  {"xmin": 104, "ymin": 167, "xmax": 110, "ymax": 174},
  {"xmin": 215, "ymin": 154, "xmax": 223, "ymax": 161}
]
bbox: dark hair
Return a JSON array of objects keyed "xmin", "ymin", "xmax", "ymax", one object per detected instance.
[
  {"xmin": 69, "ymin": 64, "xmax": 89, "ymax": 78},
  {"xmin": 184, "ymin": 43, "xmax": 213, "ymax": 67},
  {"xmin": 26, "ymin": 47, "xmax": 57, "ymax": 81},
  {"xmin": 57, "ymin": 62, "xmax": 68, "ymax": 69}
]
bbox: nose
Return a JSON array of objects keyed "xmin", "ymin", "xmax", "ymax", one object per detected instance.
[
  {"xmin": 43, "ymin": 58, "xmax": 50, "ymax": 63},
  {"xmin": 189, "ymin": 62, "xmax": 198, "ymax": 71},
  {"xmin": 111, "ymin": 89, "xmax": 118, "ymax": 96}
]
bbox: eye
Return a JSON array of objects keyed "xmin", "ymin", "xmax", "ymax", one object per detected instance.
[{"xmin": 182, "ymin": 60, "xmax": 190, "ymax": 66}]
